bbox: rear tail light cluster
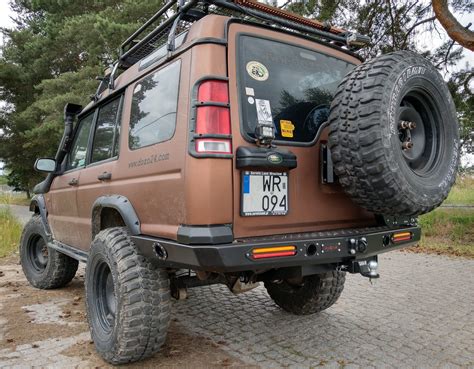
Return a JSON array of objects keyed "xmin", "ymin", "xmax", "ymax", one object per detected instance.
[
  {"xmin": 194, "ymin": 80, "xmax": 232, "ymax": 155},
  {"xmin": 251, "ymin": 245, "xmax": 297, "ymax": 260},
  {"xmin": 391, "ymin": 231, "xmax": 412, "ymax": 243}
]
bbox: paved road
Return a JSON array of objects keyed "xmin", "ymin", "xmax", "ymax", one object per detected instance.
[
  {"xmin": 1, "ymin": 205, "xmax": 473, "ymax": 368},
  {"xmin": 1, "ymin": 204, "xmax": 31, "ymax": 225}
]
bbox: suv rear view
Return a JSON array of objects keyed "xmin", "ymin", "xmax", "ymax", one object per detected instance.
[{"xmin": 22, "ymin": 0, "xmax": 459, "ymax": 364}]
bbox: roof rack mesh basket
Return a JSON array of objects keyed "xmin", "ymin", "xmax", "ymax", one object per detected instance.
[{"xmin": 118, "ymin": 0, "xmax": 367, "ymax": 69}]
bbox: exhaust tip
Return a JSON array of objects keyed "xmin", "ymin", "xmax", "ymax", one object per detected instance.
[{"xmin": 153, "ymin": 242, "xmax": 168, "ymax": 261}]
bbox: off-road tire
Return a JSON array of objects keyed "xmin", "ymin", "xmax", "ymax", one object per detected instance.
[
  {"xmin": 328, "ymin": 51, "xmax": 460, "ymax": 216},
  {"xmin": 264, "ymin": 271, "xmax": 346, "ymax": 315},
  {"xmin": 20, "ymin": 215, "xmax": 78, "ymax": 289},
  {"xmin": 85, "ymin": 227, "xmax": 171, "ymax": 365}
]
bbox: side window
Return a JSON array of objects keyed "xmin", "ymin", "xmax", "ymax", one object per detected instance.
[
  {"xmin": 67, "ymin": 113, "xmax": 94, "ymax": 170},
  {"xmin": 129, "ymin": 60, "xmax": 181, "ymax": 150},
  {"xmin": 91, "ymin": 96, "xmax": 122, "ymax": 163}
]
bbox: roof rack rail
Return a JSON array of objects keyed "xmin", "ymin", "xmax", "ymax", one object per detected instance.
[{"xmin": 117, "ymin": 0, "xmax": 369, "ymax": 70}]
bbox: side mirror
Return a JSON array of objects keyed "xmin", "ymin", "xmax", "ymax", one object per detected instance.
[{"xmin": 34, "ymin": 158, "xmax": 56, "ymax": 173}]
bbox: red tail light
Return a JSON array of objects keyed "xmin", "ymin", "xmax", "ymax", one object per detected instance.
[
  {"xmin": 195, "ymin": 80, "xmax": 231, "ymax": 155},
  {"xmin": 198, "ymin": 80, "xmax": 229, "ymax": 103},
  {"xmin": 196, "ymin": 106, "xmax": 231, "ymax": 135}
]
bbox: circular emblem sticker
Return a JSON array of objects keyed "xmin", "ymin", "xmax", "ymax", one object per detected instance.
[{"xmin": 246, "ymin": 61, "xmax": 269, "ymax": 81}]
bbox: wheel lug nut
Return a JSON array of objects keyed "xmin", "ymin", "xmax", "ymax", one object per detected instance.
[
  {"xmin": 402, "ymin": 141, "xmax": 413, "ymax": 150},
  {"xmin": 399, "ymin": 120, "xmax": 416, "ymax": 130}
]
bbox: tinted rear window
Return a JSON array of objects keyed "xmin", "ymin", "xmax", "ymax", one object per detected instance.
[
  {"xmin": 129, "ymin": 60, "xmax": 181, "ymax": 150},
  {"xmin": 238, "ymin": 36, "xmax": 355, "ymax": 144}
]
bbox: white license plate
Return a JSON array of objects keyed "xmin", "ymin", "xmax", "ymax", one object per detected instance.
[{"xmin": 241, "ymin": 171, "xmax": 288, "ymax": 216}]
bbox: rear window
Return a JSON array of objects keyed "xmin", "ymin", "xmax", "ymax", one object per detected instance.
[
  {"xmin": 238, "ymin": 36, "xmax": 355, "ymax": 144},
  {"xmin": 129, "ymin": 60, "xmax": 181, "ymax": 150}
]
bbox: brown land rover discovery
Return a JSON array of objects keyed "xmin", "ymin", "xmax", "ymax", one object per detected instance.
[{"xmin": 22, "ymin": 0, "xmax": 459, "ymax": 364}]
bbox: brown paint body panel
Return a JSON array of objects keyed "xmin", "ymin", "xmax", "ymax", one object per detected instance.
[{"xmin": 46, "ymin": 14, "xmax": 375, "ymax": 252}]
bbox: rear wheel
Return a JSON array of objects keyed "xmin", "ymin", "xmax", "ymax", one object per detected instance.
[
  {"xmin": 20, "ymin": 215, "xmax": 78, "ymax": 289},
  {"xmin": 264, "ymin": 271, "xmax": 346, "ymax": 315},
  {"xmin": 85, "ymin": 227, "xmax": 171, "ymax": 364}
]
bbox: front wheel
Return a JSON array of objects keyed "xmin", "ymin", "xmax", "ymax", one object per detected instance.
[
  {"xmin": 264, "ymin": 271, "xmax": 346, "ymax": 315},
  {"xmin": 85, "ymin": 227, "xmax": 171, "ymax": 365},
  {"xmin": 20, "ymin": 215, "xmax": 78, "ymax": 289}
]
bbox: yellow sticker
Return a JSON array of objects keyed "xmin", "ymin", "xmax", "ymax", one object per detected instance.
[{"xmin": 280, "ymin": 120, "xmax": 295, "ymax": 138}]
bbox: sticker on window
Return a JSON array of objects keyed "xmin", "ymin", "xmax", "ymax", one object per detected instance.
[
  {"xmin": 245, "ymin": 87, "xmax": 255, "ymax": 96},
  {"xmin": 255, "ymin": 99, "xmax": 273, "ymax": 124},
  {"xmin": 246, "ymin": 61, "xmax": 269, "ymax": 81},
  {"xmin": 280, "ymin": 120, "xmax": 295, "ymax": 138}
]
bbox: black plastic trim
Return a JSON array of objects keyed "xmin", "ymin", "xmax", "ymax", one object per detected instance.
[
  {"xmin": 29, "ymin": 195, "xmax": 52, "ymax": 240},
  {"xmin": 177, "ymin": 224, "xmax": 234, "ymax": 245},
  {"xmin": 48, "ymin": 240, "xmax": 88, "ymax": 263},
  {"xmin": 236, "ymin": 146, "xmax": 297, "ymax": 170},
  {"xmin": 91, "ymin": 195, "xmax": 141, "ymax": 237}
]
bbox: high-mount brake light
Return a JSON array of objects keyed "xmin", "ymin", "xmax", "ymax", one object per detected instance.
[{"xmin": 195, "ymin": 80, "xmax": 231, "ymax": 155}]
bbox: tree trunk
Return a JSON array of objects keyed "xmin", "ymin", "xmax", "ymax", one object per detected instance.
[{"xmin": 432, "ymin": 0, "xmax": 474, "ymax": 51}]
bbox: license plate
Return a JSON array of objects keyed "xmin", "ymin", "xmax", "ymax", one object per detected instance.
[{"xmin": 241, "ymin": 171, "xmax": 288, "ymax": 216}]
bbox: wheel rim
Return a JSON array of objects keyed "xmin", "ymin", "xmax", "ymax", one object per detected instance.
[
  {"xmin": 95, "ymin": 262, "xmax": 116, "ymax": 333},
  {"xmin": 397, "ymin": 89, "xmax": 441, "ymax": 177},
  {"xmin": 27, "ymin": 235, "xmax": 48, "ymax": 272}
]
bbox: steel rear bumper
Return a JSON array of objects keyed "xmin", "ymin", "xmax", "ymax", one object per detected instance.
[{"xmin": 131, "ymin": 226, "xmax": 421, "ymax": 272}]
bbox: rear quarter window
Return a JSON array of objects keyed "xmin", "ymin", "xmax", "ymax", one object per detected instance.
[
  {"xmin": 129, "ymin": 60, "xmax": 181, "ymax": 150},
  {"xmin": 238, "ymin": 35, "xmax": 355, "ymax": 145}
]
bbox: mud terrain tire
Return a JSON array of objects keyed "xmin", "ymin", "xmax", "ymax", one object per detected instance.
[
  {"xmin": 85, "ymin": 227, "xmax": 171, "ymax": 365},
  {"xmin": 264, "ymin": 271, "xmax": 346, "ymax": 315},
  {"xmin": 328, "ymin": 51, "xmax": 459, "ymax": 216},
  {"xmin": 20, "ymin": 215, "xmax": 78, "ymax": 289}
]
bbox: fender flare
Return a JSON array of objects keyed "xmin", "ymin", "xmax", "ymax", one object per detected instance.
[
  {"xmin": 91, "ymin": 195, "xmax": 141, "ymax": 237},
  {"xmin": 29, "ymin": 194, "xmax": 52, "ymax": 240}
]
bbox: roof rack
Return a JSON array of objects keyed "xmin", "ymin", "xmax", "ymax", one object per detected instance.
[{"xmin": 117, "ymin": 0, "xmax": 370, "ymax": 70}]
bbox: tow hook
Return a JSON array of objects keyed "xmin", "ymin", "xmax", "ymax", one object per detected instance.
[{"xmin": 347, "ymin": 258, "xmax": 380, "ymax": 280}]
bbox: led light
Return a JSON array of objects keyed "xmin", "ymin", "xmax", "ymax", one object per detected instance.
[
  {"xmin": 195, "ymin": 139, "xmax": 231, "ymax": 154},
  {"xmin": 251, "ymin": 245, "xmax": 296, "ymax": 259},
  {"xmin": 391, "ymin": 232, "xmax": 412, "ymax": 242}
]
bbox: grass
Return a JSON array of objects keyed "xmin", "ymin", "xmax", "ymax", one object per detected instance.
[
  {"xmin": 409, "ymin": 208, "xmax": 474, "ymax": 258},
  {"xmin": 0, "ymin": 207, "xmax": 22, "ymax": 258},
  {"xmin": 443, "ymin": 176, "xmax": 474, "ymax": 206},
  {"xmin": 0, "ymin": 192, "xmax": 31, "ymax": 206}
]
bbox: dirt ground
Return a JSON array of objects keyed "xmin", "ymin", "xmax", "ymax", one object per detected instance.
[{"xmin": 0, "ymin": 254, "xmax": 250, "ymax": 368}]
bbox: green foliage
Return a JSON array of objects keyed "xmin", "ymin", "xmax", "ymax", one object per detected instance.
[
  {"xmin": 0, "ymin": 207, "xmax": 22, "ymax": 258},
  {"xmin": 0, "ymin": 0, "xmax": 165, "ymax": 192},
  {"xmin": 444, "ymin": 176, "xmax": 474, "ymax": 205}
]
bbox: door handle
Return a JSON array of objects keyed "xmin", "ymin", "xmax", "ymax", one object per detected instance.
[
  {"xmin": 68, "ymin": 178, "xmax": 78, "ymax": 186},
  {"xmin": 97, "ymin": 172, "xmax": 112, "ymax": 181}
]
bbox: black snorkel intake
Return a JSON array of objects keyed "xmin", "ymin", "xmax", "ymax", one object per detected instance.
[{"xmin": 33, "ymin": 103, "xmax": 82, "ymax": 194}]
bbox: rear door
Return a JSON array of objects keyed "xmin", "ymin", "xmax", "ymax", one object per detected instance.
[{"xmin": 228, "ymin": 24, "xmax": 374, "ymax": 239}]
